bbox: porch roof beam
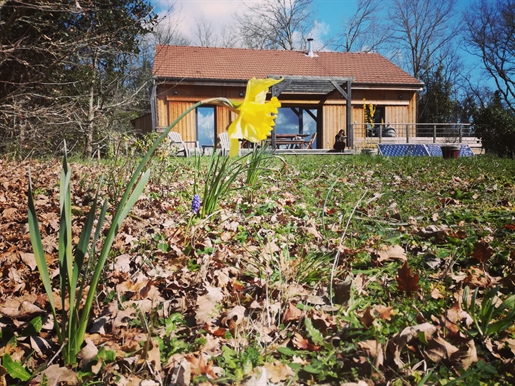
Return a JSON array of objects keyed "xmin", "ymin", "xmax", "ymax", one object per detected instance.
[
  {"xmin": 269, "ymin": 75, "xmax": 354, "ymax": 97},
  {"xmin": 268, "ymin": 75, "xmax": 353, "ymax": 150}
]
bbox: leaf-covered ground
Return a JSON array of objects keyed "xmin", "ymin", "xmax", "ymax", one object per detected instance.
[{"xmin": 1, "ymin": 155, "xmax": 515, "ymax": 385}]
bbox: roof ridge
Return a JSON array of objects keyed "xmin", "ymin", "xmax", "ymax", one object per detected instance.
[
  {"xmin": 156, "ymin": 44, "xmax": 388, "ymax": 56},
  {"xmin": 158, "ymin": 44, "xmax": 307, "ymax": 54}
]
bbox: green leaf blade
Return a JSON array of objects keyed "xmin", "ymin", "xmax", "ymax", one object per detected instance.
[{"xmin": 2, "ymin": 354, "xmax": 31, "ymax": 381}]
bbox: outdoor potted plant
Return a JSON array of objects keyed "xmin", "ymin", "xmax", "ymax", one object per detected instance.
[
  {"xmin": 361, "ymin": 143, "xmax": 378, "ymax": 155},
  {"xmin": 441, "ymin": 125, "xmax": 462, "ymax": 158},
  {"xmin": 441, "ymin": 144, "xmax": 461, "ymax": 158}
]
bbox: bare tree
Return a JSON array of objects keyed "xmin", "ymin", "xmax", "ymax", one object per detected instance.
[
  {"xmin": 193, "ymin": 13, "xmax": 217, "ymax": 47},
  {"xmin": 236, "ymin": 0, "xmax": 315, "ymax": 50},
  {"xmin": 219, "ymin": 23, "xmax": 241, "ymax": 48},
  {"xmin": 152, "ymin": 18, "xmax": 191, "ymax": 47},
  {"xmin": 335, "ymin": 0, "xmax": 389, "ymax": 52},
  {"xmin": 464, "ymin": 0, "xmax": 515, "ymax": 113},
  {"xmin": 386, "ymin": 0, "xmax": 459, "ymax": 79}
]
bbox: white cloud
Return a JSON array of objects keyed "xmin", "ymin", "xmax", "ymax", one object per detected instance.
[
  {"xmin": 155, "ymin": 0, "xmax": 245, "ymax": 43},
  {"xmin": 153, "ymin": 0, "xmax": 330, "ymax": 48}
]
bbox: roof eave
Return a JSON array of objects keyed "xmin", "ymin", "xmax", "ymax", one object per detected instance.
[
  {"xmin": 153, "ymin": 76, "xmax": 424, "ymax": 90},
  {"xmin": 353, "ymin": 82, "xmax": 424, "ymax": 91},
  {"xmin": 154, "ymin": 77, "xmax": 249, "ymax": 87}
]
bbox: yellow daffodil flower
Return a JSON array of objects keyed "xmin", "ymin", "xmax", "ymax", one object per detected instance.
[{"xmin": 227, "ymin": 78, "xmax": 282, "ymax": 157}]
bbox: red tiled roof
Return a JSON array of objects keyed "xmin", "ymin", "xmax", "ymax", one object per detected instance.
[{"xmin": 153, "ymin": 45, "xmax": 422, "ymax": 87}]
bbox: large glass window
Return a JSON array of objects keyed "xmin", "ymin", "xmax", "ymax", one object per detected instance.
[
  {"xmin": 196, "ymin": 106, "xmax": 215, "ymax": 147},
  {"xmin": 275, "ymin": 107, "xmax": 318, "ymax": 148},
  {"xmin": 302, "ymin": 109, "xmax": 317, "ymax": 148},
  {"xmin": 275, "ymin": 108, "xmax": 298, "ymax": 135}
]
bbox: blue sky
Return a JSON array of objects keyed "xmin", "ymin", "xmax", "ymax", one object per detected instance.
[{"xmin": 153, "ymin": 0, "xmax": 479, "ymax": 45}]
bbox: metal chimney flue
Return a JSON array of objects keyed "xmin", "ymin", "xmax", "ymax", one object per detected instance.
[{"xmin": 306, "ymin": 38, "xmax": 317, "ymax": 57}]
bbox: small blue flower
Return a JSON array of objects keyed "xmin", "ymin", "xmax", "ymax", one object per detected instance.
[{"xmin": 191, "ymin": 194, "xmax": 201, "ymax": 214}]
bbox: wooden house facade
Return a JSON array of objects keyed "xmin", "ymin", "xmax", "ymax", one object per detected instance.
[{"xmin": 151, "ymin": 44, "xmax": 423, "ymax": 150}]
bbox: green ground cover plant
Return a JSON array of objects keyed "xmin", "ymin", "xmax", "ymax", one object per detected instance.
[{"xmin": 0, "ymin": 154, "xmax": 514, "ymax": 385}]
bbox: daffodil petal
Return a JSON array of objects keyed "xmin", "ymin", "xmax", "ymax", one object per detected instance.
[
  {"xmin": 245, "ymin": 78, "xmax": 283, "ymax": 104},
  {"xmin": 226, "ymin": 78, "xmax": 283, "ymax": 156}
]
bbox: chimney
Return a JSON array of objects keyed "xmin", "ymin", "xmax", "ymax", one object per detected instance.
[{"xmin": 306, "ymin": 38, "xmax": 317, "ymax": 57}]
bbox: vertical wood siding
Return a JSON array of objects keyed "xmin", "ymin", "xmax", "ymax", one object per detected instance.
[
  {"xmin": 167, "ymin": 101, "xmax": 197, "ymax": 141},
  {"xmin": 216, "ymin": 106, "xmax": 232, "ymax": 136},
  {"xmin": 323, "ymin": 104, "xmax": 347, "ymax": 149},
  {"xmin": 131, "ymin": 113, "xmax": 152, "ymax": 135},
  {"xmin": 385, "ymin": 105, "xmax": 409, "ymax": 124}
]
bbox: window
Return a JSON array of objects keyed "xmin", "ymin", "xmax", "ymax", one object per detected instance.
[
  {"xmin": 196, "ymin": 106, "xmax": 215, "ymax": 147},
  {"xmin": 302, "ymin": 108, "xmax": 317, "ymax": 148},
  {"xmin": 373, "ymin": 106, "xmax": 385, "ymax": 125},
  {"xmin": 275, "ymin": 108, "xmax": 298, "ymax": 135},
  {"xmin": 275, "ymin": 107, "xmax": 318, "ymax": 148}
]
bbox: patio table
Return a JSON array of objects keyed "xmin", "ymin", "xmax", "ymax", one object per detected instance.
[{"xmin": 269, "ymin": 133, "xmax": 310, "ymax": 149}]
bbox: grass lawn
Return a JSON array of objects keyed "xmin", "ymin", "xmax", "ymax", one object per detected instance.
[{"xmin": 0, "ymin": 153, "xmax": 514, "ymax": 385}]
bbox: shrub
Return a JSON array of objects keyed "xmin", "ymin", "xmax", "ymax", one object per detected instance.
[{"xmin": 473, "ymin": 92, "xmax": 515, "ymax": 157}]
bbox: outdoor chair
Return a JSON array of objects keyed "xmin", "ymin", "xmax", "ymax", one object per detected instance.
[
  {"xmin": 303, "ymin": 132, "xmax": 317, "ymax": 149},
  {"xmin": 217, "ymin": 132, "xmax": 239, "ymax": 156},
  {"xmin": 167, "ymin": 131, "xmax": 200, "ymax": 157}
]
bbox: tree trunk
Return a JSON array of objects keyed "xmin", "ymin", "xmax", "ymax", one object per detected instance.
[{"xmin": 85, "ymin": 54, "xmax": 98, "ymax": 157}]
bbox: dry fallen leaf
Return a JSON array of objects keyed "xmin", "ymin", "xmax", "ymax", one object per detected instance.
[
  {"xmin": 424, "ymin": 335, "xmax": 459, "ymax": 363},
  {"xmin": 358, "ymin": 339, "xmax": 384, "ymax": 367},
  {"xmin": 264, "ymin": 361, "xmax": 295, "ymax": 383},
  {"xmin": 144, "ymin": 339, "xmax": 162, "ymax": 372},
  {"xmin": 18, "ymin": 252, "xmax": 37, "ymax": 270},
  {"xmin": 165, "ymin": 353, "xmax": 191, "ymax": 386},
  {"xmin": 282, "ymin": 302, "xmax": 303, "ymax": 323},
  {"xmin": 396, "ymin": 262, "xmax": 420, "ymax": 296},
  {"xmin": 440, "ymin": 302, "xmax": 473, "ymax": 335},
  {"xmin": 375, "ymin": 305, "xmax": 394, "ymax": 321},
  {"xmin": 388, "ymin": 323, "xmax": 438, "ymax": 368},
  {"xmin": 358, "ymin": 307, "xmax": 375, "ymax": 329},
  {"xmin": 35, "ymin": 364, "xmax": 78, "ymax": 386},
  {"xmin": 242, "ymin": 367, "xmax": 268, "ymax": 386},
  {"xmin": 0, "ymin": 365, "xmax": 6, "ymax": 386},
  {"xmin": 195, "ymin": 285, "xmax": 224, "ymax": 325},
  {"xmin": 78, "ymin": 338, "xmax": 99, "ymax": 368},
  {"xmin": 473, "ymin": 240, "xmax": 493, "ymax": 263},
  {"xmin": 292, "ymin": 332, "xmax": 321, "ymax": 351},
  {"xmin": 431, "ymin": 287, "xmax": 445, "ymax": 299},
  {"xmin": 333, "ymin": 276, "xmax": 352, "ymax": 305},
  {"xmin": 377, "ymin": 244, "xmax": 407, "ymax": 262},
  {"xmin": 185, "ymin": 353, "xmax": 221, "ymax": 380},
  {"xmin": 450, "ymin": 339, "xmax": 478, "ymax": 370},
  {"xmin": 221, "ymin": 305, "xmax": 246, "ymax": 329},
  {"xmin": 0, "ymin": 298, "xmax": 44, "ymax": 319}
]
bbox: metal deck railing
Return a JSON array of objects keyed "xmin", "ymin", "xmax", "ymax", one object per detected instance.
[{"xmin": 349, "ymin": 123, "xmax": 481, "ymax": 150}]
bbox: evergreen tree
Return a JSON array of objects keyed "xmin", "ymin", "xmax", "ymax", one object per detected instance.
[
  {"xmin": 0, "ymin": 0, "xmax": 157, "ymax": 157},
  {"xmin": 418, "ymin": 65, "xmax": 457, "ymax": 123},
  {"xmin": 473, "ymin": 92, "xmax": 515, "ymax": 157}
]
